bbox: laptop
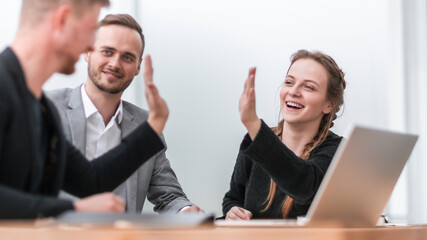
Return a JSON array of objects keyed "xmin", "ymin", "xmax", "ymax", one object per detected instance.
[{"xmin": 216, "ymin": 125, "xmax": 418, "ymax": 228}]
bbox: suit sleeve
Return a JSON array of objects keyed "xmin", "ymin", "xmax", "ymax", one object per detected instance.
[
  {"xmin": 222, "ymin": 150, "xmax": 250, "ymax": 215},
  {"xmin": 146, "ymin": 139, "xmax": 193, "ymax": 213},
  {"xmin": 62, "ymin": 122, "xmax": 165, "ymax": 197},
  {"xmin": 241, "ymin": 120, "xmax": 340, "ymax": 205}
]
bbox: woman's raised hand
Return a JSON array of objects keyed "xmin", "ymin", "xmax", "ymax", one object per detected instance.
[{"xmin": 239, "ymin": 67, "xmax": 261, "ymax": 140}]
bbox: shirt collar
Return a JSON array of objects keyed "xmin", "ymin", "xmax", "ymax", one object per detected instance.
[{"xmin": 80, "ymin": 84, "xmax": 123, "ymax": 124}]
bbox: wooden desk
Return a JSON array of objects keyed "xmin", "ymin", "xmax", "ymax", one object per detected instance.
[{"xmin": 1, "ymin": 222, "xmax": 426, "ymax": 240}]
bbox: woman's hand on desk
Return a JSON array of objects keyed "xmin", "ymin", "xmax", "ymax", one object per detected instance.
[
  {"xmin": 73, "ymin": 192, "xmax": 125, "ymax": 212},
  {"xmin": 226, "ymin": 206, "xmax": 253, "ymax": 220}
]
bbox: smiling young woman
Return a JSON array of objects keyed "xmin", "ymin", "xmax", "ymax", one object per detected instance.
[{"xmin": 222, "ymin": 50, "xmax": 346, "ymax": 220}]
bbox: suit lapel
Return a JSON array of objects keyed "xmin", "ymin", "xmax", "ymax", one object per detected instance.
[
  {"xmin": 121, "ymin": 111, "xmax": 137, "ymax": 138},
  {"xmin": 66, "ymin": 87, "xmax": 86, "ymax": 153},
  {"xmin": 121, "ymin": 106, "xmax": 141, "ymax": 212}
]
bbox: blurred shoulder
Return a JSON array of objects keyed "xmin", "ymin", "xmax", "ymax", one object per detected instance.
[
  {"xmin": 44, "ymin": 88, "xmax": 74, "ymax": 103},
  {"xmin": 122, "ymin": 100, "xmax": 148, "ymax": 119}
]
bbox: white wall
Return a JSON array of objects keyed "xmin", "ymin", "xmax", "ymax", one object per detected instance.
[
  {"xmin": 138, "ymin": 0, "xmax": 401, "ymax": 216},
  {"xmin": 0, "ymin": 2, "xmax": 21, "ymax": 51},
  {"xmin": 2, "ymin": 0, "xmax": 424, "ymax": 221},
  {"xmin": 401, "ymin": 0, "xmax": 427, "ymax": 224}
]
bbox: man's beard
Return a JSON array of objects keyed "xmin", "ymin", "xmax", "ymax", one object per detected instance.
[{"xmin": 88, "ymin": 64, "xmax": 133, "ymax": 94}]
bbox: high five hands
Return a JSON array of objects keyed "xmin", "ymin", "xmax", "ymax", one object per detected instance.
[
  {"xmin": 239, "ymin": 67, "xmax": 261, "ymax": 140},
  {"xmin": 144, "ymin": 55, "xmax": 169, "ymax": 135},
  {"xmin": 74, "ymin": 66, "xmax": 262, "ymax": 214}
]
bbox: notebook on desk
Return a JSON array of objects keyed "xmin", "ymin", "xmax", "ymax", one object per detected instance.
[
  {"xmin": 216, "ymin": 125, "xmax": 418, "ymax": 228},
  {"xmin": 54, "ymin": 212, "xmax": 215, "ymax": 229}
]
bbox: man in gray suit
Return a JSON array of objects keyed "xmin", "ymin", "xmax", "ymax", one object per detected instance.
[{"xmin": 47, "ymin": 14, "xmax": 202, "ymax": 213}]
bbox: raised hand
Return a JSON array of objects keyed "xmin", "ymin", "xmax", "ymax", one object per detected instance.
[
  {"xmin": 144, "ymin": 55, "xmax": 169, "ymax": 135},
  {"xmin": 73, "ymin": 192, "xmax": 125, "ymax": 212},
  {"xmin": 239, "ymin": 67, "xmax": 261, "ymax": 139},
  {"xmin": 226, "ymin": 206, "xmax": 253, "ymax": 220}
]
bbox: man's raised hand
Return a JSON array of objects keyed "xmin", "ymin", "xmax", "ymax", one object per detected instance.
[{"xmin": 144, "ymin": 55, "xmax": 169, "ymax": 135}]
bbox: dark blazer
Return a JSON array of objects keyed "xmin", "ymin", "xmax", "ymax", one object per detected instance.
[{"xmin": 0, "ymin": 47, "xmax": 164, "ymax": 219}]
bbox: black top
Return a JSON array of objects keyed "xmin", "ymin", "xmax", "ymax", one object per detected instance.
[
  {"xmin": 223, "ymin": 120, "xmax": 342, "ymax": 219},
  {"xmin": 28, "ymin": 98, "xmax": 50, "ymax": 193},
  {"xmin": 0, "ymin": 47, "xmax": 165, "ymax": 219}
]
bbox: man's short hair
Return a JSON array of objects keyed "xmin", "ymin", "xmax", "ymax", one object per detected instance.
[
  {"xmin": 98, "ymin": 14, "xmax": 145, "ymax": 58},
  {"xmin": 21, "ymin": 0, "xmax": 110, "ymax": 23}
]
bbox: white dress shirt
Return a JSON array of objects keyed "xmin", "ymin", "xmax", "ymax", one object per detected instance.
[{"xmin": 80, "ymin": 85, "xmax": 127, "ymax": 203}]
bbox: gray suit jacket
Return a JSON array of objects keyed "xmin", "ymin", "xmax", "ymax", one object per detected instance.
[{"xmin": 45, "ymin": 86, "xmax": 192, "ymax": 213}]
